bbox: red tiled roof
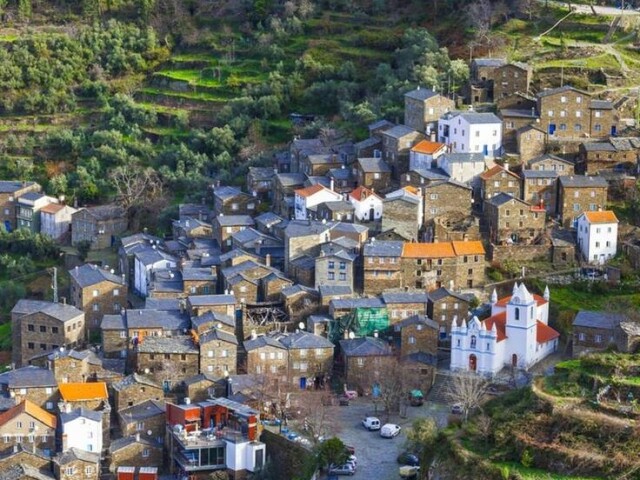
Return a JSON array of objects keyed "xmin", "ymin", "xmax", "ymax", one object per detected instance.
[
  {"xmin": 483, "ymin": 311, "xmax": 507, "ymax": 342},
  {"xmin": 40, "ymin": 203, "xmax": 65, "ymax": 214},
  {"xmin": 451, "ymin": 241, "xmax": 485, "ymax": 256},
  {"xmin": 59, "ymin": 382, "xmax": 108, "ymax": 401},
  {"xmin": 411, "ymin": 140, "xmax": 446, "ymax": 155},
  {"xmin": 0, "ymin": 400, "xmax": 56, "ymax": 429},
  {"xmin": 479, "ymin": 165, "xmax": 519, "ymax": 181},
  {"xmin": 495, "ymin": 294, "xmax": 547, "ymax": 307},
  {"xmin": 536, "ymin": 320, "xmax": 560, "ymax": 344},
  {"xmin": 350, "ymin": 186, "xmax": 380, "ymax": 202},
  {"xmin": 402, "ymin": 242, "xmax": 455, "ymax": 258},
  {"xmin": 295, "ymin": 184, "xmax": 326, "ymax": 198},
  {"xmin": 582, "ymin": 211, "xmax": 618, "ymax": 224}
]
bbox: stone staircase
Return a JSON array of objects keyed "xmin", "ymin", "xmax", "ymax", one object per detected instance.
[{"xmin": 426, "ymin": 372, "xmax": 457, "ymax": 404}]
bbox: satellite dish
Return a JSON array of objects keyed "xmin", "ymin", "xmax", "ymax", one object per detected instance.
[
  {"xmin": 298, "ymin": 322, "xmax": 305, "ymax": 330},
  {"xmin": 348, "ymin": 331, "xmax": 355, "ymax": 339},
  {"xmin": 144, "ymin": 368, "xmax": 150, "ymax": 374},
  {"xmin": 216, "ymin": 322, "xmax": 222, "ymax": 329},
  {"xmin": 147, "ymin": 430, "xmax": 152, "ymax": 436}
]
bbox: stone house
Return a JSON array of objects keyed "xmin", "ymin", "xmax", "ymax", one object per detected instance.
[
  {"xmin": 572, "ymin": 310, "xmax": 625, "ymax": 356},
  {"xmin": 409, "ymin": 140, "xmax": 447, "ymax": 171},
  {"xmin": 246, "ymin": 167, "xmax": 276, "ymax": 199},
  {"xmin": 484, "ymin": 193, "xmax": 546, "ymax": 245},
  {"xmin": 393, "ymin": 315, "xmax": 439, "ymax": 358},
  {"xmin": 493, "ymin": 62, "xmax": 532, "ymax": 100},
  {"xmin": 577, "ymin": 138, "xmax": 640, "ymax": 175},
  {"xmin": 191, "ymin": 310, "xmax": 236, "ymax": 336},
  {"xmin": 381, "ymin": 292, "xmax": 429, "ymax": 325},
  {"xmin": 135, "ymin": 336, "xmax": 199, "ymax": 389},
  {"xmin": 499, "ymin": 108, "xmax": 538, "ymax": 152},
  {"xmin": 314, "ymin": 243, "xmax": 357, "ymax": 292},
  {"xmin": 108, "ymin": 435, "xmax": 163, "ymax": 474},
  {"xmin": 478, "ymin": 165, "xmax": 522, "ymax": 206},
  {"xmin": 187, "ymin": 294, "xmax": 236, "ymax": 318},
  {"xmin": 112, "ymin": 374, "xmax": 164, "ymax": 411},
  {"xmin": 289, "ymin": 137, "xmax": 329, "ymax": 174},
  {"xmin": 381, "ymin": 125, "xmax": 426, "ymax": 179},
  {"xmin": 437, "ymin": 152, "xmax": 486, "ymax": 184},
  {"xmin": 522, "ymin": 170, "xmax": 558, "ymax": 214},
  {"xmin": 212, "ymin": 186, "xmax": 257, "ymax": 217},
  {"xmin": 293, "ymin": 184, "xmax": 343, "ymax": 220},
  {"xmin": 274, "ymin": 330, "xmax": 335, "ymax": 389},
  {"xmin": 355, "ymin": 158, "xmax": 392, "ymax": 192},
  {"xmin": 184, "ymin": 374, "xmax": 223, "ymax": 402},
  {"xmin": 316, "ymin": 201, "xmax": 354, "ymax": 222},
  {"xmin": 180, "ymin": 267, "xmax": 217, "ymax": 297},
  {"xmin": 11, "ymin": 300, "xmax": 85, "ymax": 368},
  {"xmin": 427, "ymin": 287, "xmax": 472, "ymax": 342},
  {"xmin": 327, "ymin": 167, "xmax": 357, "ymax": 193},
  {"xmin": 172, "ymin": 217, "xmax": 212, "ymax": 239},
  {"xmin": 422, "ymin": 180, "xmax": 473, "ymax": 226},
  {"xmin": 16, "ymin": 193, "xmax": 58, "ymax": 233},
  {"xmin": 58, "ymin": 382, "xmax": 109, "ymax": 411},
  {"xmin": 117, "ymin": 399, "xmax": 165, "ymax": 442},
  {"xmin": 497, "ymin": 92, "xmax": 536, "ymax": 111},
  {"xmin": 338, "ymin": 336, "xmax": 394, "ymax": 393},
  {"xmin": 71, "ymin": 205, "xmax": 127, "ymax": 250},
  {"xmin": 69, "ymin": 264, "xmax": 127, "ymax": 338},
  {"xmin": 40, "ymin": 203, "xmax": 77, "ymax": 241},
  {"xmin": 557, "ymin": 175, "xmax": 609, "ymax": 228},
  {"xmin": 528, "ymin": 153, "xmax": 575, "ymax": 174},
  {"xmin": 54, "ymin": 449, "xmax": 100, "ymax": 480},
  {"xmin": 212, "ymin": 215, "xmax": 255, "ymax": 252},
  {"xmin": 516, "ymin": 124, "xmax": 547, "ymax": 163},
  {"xmin": 273, "ymin": 172, "xmax": 307, "ymax": 218},
  {"xmin": 47, "ymin": 349, "xmax": 105, "ymax": 384},
  {"xmin": 362, "ymin": 241, "xmax": 404, "ymax": 295},
  {"xmin": 0, "ymin": 400, "xmax": 56, "ymax": 455},
  {"xmin": 0, "ymin": 367, "xmax": 58, "ymax": 412},
  {"xmin": 381, "ymin": 187, "xmax": 423, "ymax": 242},
  {"xmin": 300, "ymin": 153, "xmax": 343, "ymax": 177},
  {"xmin": 0, "ymin": 445, "xmax": 52, "ymax": 471},
  {"xmin": 281, "ymin": 285, "xmax": 320, "ymax": 321},
  {"xmin": 198, "ymin": 328, "xmax": 238, "ymax": 378},
  {"xmin": 0, "ymin": 180, "xmax": 41, "ymax": 232},
  {"xmin": 470, "ymin": 58, "xmax": 506, "ymax": 102},
  {"xmin": 244, "ymin": 335, "xmax": 288, "ymax": 378},
  {"xmin": 283, "ymin": 220, "xmax": 332, "ymax": 275},
  {"xmin": 178, "ymin": 203, "xmax": 211, "ymax": 223},
  {"xmin": 404, "ymin": 87, "xmax": 455, "ymax": 134}
]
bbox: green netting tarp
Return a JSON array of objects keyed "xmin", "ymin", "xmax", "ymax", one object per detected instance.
[{"xmin": 329, "ymin": 308, "xmax": 390, "ymax": 343}]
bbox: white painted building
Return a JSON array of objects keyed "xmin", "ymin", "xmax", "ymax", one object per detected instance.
[
  {"xmin": 437, "ymin": 152, "xmax": 487, "ymax": 184},
  {"xmin": 450, "ymin": 283, "xmax": 559, "ymax": 376},
  {"xmin": 293, "ymin": 184, "xmax": 343, "ymax": 220},
  {"xmin": 60, "ymin": 407, "xmax": 103, "ymax": 454},
  {"xmin": 348, "ymin": 186, "xmax": 383, "ymax": 222},
  {"xmin": 409, "ymin": 140, "xmax": 447, "ymax": 171},
  {"xmin": 438, "ymin": 111, "xmax": 503, "ymax": 158},
  {"xmin": 133, "ymin": 246, "xmax": 178, "ymax": 297},
  {"xmin": 40, "ymin": 203, "xmax": 77, "ymax": 241},
  {"xmin": 576, "ymin": 210, "xmax": 618, "ymax": 265}
]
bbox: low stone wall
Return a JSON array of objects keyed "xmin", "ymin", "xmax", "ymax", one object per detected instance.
[
  {"xmin": 490, "ymin": 244, "xmax": 551, "ymax": 262},
  {"xmin": 261, "ymin": 429, "xmax": 316, "ymax": 480}
]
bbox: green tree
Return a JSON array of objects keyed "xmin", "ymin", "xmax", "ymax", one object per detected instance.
[
  {"xmin": 316, "ymin": 437, "xmax": 348, "ymax": 469},
  {"xmin": 406, "ymin": 418, "xmax": 438, "ymax": 467},
  {"xmin": 18, "ymin": 0, "xmax": 32, "ymax": 21}
]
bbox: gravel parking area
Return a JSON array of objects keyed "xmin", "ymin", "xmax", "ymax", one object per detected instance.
[{"xmin": 315, "ymin": 398, "xmax": 450, "ymax": 479}]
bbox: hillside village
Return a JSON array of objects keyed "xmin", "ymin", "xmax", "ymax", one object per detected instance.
[{"xmin": 1, "ymin": 2, "xmax": 640, "ymax": 480}]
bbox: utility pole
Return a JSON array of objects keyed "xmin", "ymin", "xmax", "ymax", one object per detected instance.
[{"xmin": 51, "ymin": 267, "xmax": 58, "ymax": 303}]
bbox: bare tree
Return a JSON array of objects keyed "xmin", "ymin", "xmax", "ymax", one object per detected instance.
[
  {"xmin": 108, "ymin": 165, "xmax": 164, "ymax": 214},
  {"xmin": 369, "ymin": 359, "xmax": 408, "ymax": 422},
  {"xmin": 467, "ymin": 0, "xmax": 493, "ymax": 46},
  {"xmin": 297, "ymin": 390, "xmax": 333, "ymax": 444},
  {"xmin": 445, "ymin": 373, "xmax": 488, "ymax": 422}
]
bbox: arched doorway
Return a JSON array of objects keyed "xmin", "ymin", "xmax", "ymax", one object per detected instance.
[
  {"xmin": 369, "ymin": 207, "xmax": 375, "ymax": 221},
  {"xmin": 469, "ymin": 354, "xmax": 477, "ymax": 372},
  {"xmin": 512, "ymin": 354, "xmax": 518, "ymax": 368}
]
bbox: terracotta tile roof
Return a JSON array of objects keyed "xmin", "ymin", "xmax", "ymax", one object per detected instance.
[
  {"xmin": 39, "ymin": 203, "xmax": 65, "ymax": 214},
  {"xmin": 495, "ymin": 294, "xmax": 547, "ymax": 307},
  {"xmin": 411, "ymin": 140, "xmax": 446, "ymax": 155},
  {"xmin": 479, "ymin": 165, "xmax": 519, "ymax": 180},
  {"xmin": 582, "ymin": 210, "xmax": 618, "ymax": 224},
  {"xmin": 0, "ymin": 400, "xmax": 56, "ymax": 429},
  {"xmin": 402, "ymin": 242, "xmax": 455, "ymax": 258},
  {"xmin": 295, "ymin": 184, "xmax": 326, "ymax": 198},
  {"xmin": 59, "ymin": 382, "xmax": 108, "ymax": 402},
  {"xmin": 451, "ymin": 241, "xmax": 485, "ymax": 256},
  {"xmin": 536, "ymin": 320, "xmax": 560, "ymax": 344},
  {"xmin": 350, "ymin": 186, "xmax": 381, "ymax": 202},
  {"xmin": 403, "ymin": 186, "xmax": 420, "ymax": 195},
  {"xmin": 483, "ymin": 311, "xmax": 507, "ymax": 342}
]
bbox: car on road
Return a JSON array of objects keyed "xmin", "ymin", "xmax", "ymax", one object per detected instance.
[
  {"xmin": 397, "ymin": 452, "xmax": 420, "ymax": 466},
  {"xmin": 362, "ymin": 416, "xmax": 381, "ymax": 430},
  {"xmin": 380, "ymin": 423, "xmax": 402, "ymax": 438},
  {"xmin": 328, "ymin": 463, "xmax": 355, "ymax": 476},
  {"xmin": 399, "ymin": 465, "xmax": 420, "ymax": 479}
]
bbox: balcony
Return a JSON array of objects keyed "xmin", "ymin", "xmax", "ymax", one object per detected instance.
[{"xmin": 175, "ymin": 447, "xmax": 226, "ymax": 472}]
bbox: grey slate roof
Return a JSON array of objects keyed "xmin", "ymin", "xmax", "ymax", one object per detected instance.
[
  {"xmin": 486, "ymin": 192, "xmax": 528, "ymax": 208},
  {"xmin": 101, "ymin": 314, "xmax": 126, "ymax": 330},
  {"xmin": 192, "ymin": 311, "xmax": 236, "ymax": 330},
  {"xmin": 125, "ymin": 309, "xmax": 190, "ymax": 331},
  {"xmin": 0, "ymin": 180, "xmax": 37, "ymax": 193},
  {"xmin": 394, "ymin": 314, "xmax": 439, "ymax": 330},
  {"xmin": 55, "ymin": 447, "xmax": 101, "ymax": 465},
  {"xmin": 284, "ymin": 220, "xmax": 333, "ymax": 238},
  {"xmin": 181, "ymin": 267, "xmax": 215, "ymax": 281},
  {"xmin": 473, "ymin": 58, "xmax": 506, "ymax": 67},
  {"xmin": 382, "ymin": 292, "xmax": 429, "ymax": 304},
  {"xmin": 118, "ymin": 400, "xmax": 165, "ymax": 422},
  {"xmin": 609, "ymin": 137, "xmax": 640, "ymax": 150},
  {"xmin": 590, "ymin": 100, "xmax": 613, "ymax": 110},
  {"xmin": 411, "ymin": 168, "xmax": 450, "ymax": 181},
  {"xmin": 215, "ymin": 215, "xmax": 254, "ymax": 227},
  {"xmin": 244, "ymin": 335, "xmax": 286, "ymax": 351},
  {"xmin": 522, "ymin": 170, "xmax": 558, "ymax": 179},
  {"xmin": 319, "ymin": 285, "xmax": 353, "ymax": 297},
  {"xmin": 81, "ymin": 204, "xmax": 125, "ymax": 221},
  {"xmin": 382, "ymin": 125, "xmax": 417, "ymax": 139},
  {"xmin": 137, "ymin": 336, "xmax": 198, "ymax": 354},
  {"xmin": 558, "ymin": 175, "xmax": 608, "ymax": 188},
  {"xmin": 441, "ymin": 152, "xmax": 485, "ymax": 163},
  {"xmin": 248, "ymin": 167, "xmax": 276, "ymax": 181},
  {"xmin": 581, "ymin": 142, "xmax": 617, "ymax": 152},
  {"xmin": 112, "ymin": 373, "xmax": 162, "ymax": 392},
  {"xmin": 144, "ymin": 298, "xmax": 182, "ymax": 311},
  {"xmin": 368, "ymin": 119, "xmax": 395, "ymax": 131},
  {"xmin": 573, "ymin": 310, "xmax": 624, "ymax": 329},
  {"xmin": 255, "ymin": 211, "xmax": 284, "ymax": 228},
  {"xmin": 276, "ymin": 173, "xmax": 307, "ymax": 187},
  {"xmin": 134, "ymin": 247, "xmax": 177, "ymax": 267},
  {"xmin": 110, "ymin": 435, "xmax": 160, "ymax": 453},
  {"xmin": 69, "ymin": 263, "xmax": 124, "ymax": 287},
  {"xmin": 363, "ymin": 240, "xmax": 403, "ymax": 257},
  {"xmin": 358, "ymin": 157, "xmax": 391, "ymax": 173},
  {"xmin": 272, "ymin": 330, "xmax": 334, "ymax": 349},
  {"xmin": 1, "ymin": 464, "xmax": 55, "ymax": 480},
  {"xmin": 499, "ymin": 109, "xmax": 538, "ymax": 119},
  {"xmin": 331, "ymin": 298, "xmax": 385, "ymax": 309},
  {"xmin": 339, "ymin": 337, "xmax": 393, "ymax": 356},
  {"xmin": 188, "ymin": 294, "xmax": 235, "ymax": 306},
  {"xmin": 529, "ymin": 154, "xmax": 574, "ymax": 166},
  {"xmin": 184, "ymin": 373, "xmax": 220, "ymax": 386},
  {"xmin": 428, "ymin": 287, "xmax": 474, "ymax": 303},
  {"xmin": 48, "ymin": 348, "xmax": 102, "ymax": 366},
  {"xmin": 404, "ymin": 87, "xmax": 439, "ymax": 101},
  {"xmin": 200, "ymin": 328, "xmax": 238, "ymax": 345},
  {"xmin": 61, "ymin": 407, "xmax": 103, "ymax": 424},
  {"xmin": 290, "ymin": 255, "xmax": 316, "ymax": 270},
  {"xmin": 281, "ymin": 284, "xmax": 318, "ymax": 297},
  {"xmin": 321, "ymin": 201, "xmax": 354, "ymax": 212},
  {"xmin": 213, "ymin": 186, "xmax": 246, "ymax": 200},
  {"xmin": 457, "ymin": 112, "xmax": 502, "ymax": 124},
  {"xmin": 537, "ymin": 85, "xmax": 589, "ymax": 98},
  {"xmin": 0, "ymin": 366, "xmax": 56, "ymax": 388},
  {"xmin": 11, "ymin": 300, "xmax": 83, "ymax": 323},
  {"xmin": 18, "ymin": 191, "xmax": 45, "ymax": 202}
]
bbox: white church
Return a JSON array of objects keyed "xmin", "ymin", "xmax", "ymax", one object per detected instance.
[{"xmin": 450, "ymin": 283, "xmax": 560, "ymax": 376}]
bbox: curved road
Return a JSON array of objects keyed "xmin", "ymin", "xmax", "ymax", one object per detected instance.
[{"xmin": 542, "ymin": 1, "xmax": 640, "ymax": 15}]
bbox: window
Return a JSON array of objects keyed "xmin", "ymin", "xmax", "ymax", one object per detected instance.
[
  {"xmin": 559, "ymin": 123, "xmax": 567, "ymax": 131},
  {"xmin": 373, "ymin": 173, "xmax": 381, "ymax": 179},
  {"xmin": 164, "ymin": 354, "xmax": 170, "ymax": 360},
  {"xmin": 493, "ymin": 180, "xmax": 500, "ymax": 188},
  {"xmin": 574, "ymin": 124, "xmax": 582, "ymax": 131},
  {"xmin": 573, "ymin": 203, "xmax": 580, "ymax": 212},
  {"xmin": 430, "ymin": 193, "xmax": 438, "ymax": 200},
  {"xmin": 515, "ymin": 308, "xmax": 520, "ymax": 321},
  {"xmin": 46, "ymin": 402, "xmax": 53, "ymax": 410},
  {"xmin": 27, "ymin": 342, "xmax": 34, "ymax": 349},
  {"xmin": 92, "ymin": 304, "xmax": 99, "ymax": 312},
  {"xmin": 436, "ymin": 270, "xmax": 442, "ymax": 276},
  {"xmin": 560, "ymin": 110, "xmax": 566, "ymax": 117},
  {"xmin": 27, "ymin": 324, "xmax": 34, "ymax": 332},
  {"xmin": 66, "ymin": 467, "xmax": 76, "ymax": 475},
  {"xmin": 39, "ymin": 325, "xmax": 46, "ymax": 333},
  {"xmin": 16, "ymin": 421, "xmax": 22, "ymax": 428},
  {"xmin": 221, "ymin": 350, "xmax": 229, "ymax": 358},
  {"xmin": 594, "ymin": 334, "xmax": 602, "ymax": 344},
  {"xmin": 560, "ymin": 96, "xmax": 566, "ymax": 103},
  {"xmin": 328, "ymin": 261, "xmax": 335, "ymax": 269},
  {"xmin": 576, "ymin": 111, "xmax": 582, "ymax": 118},
  {"xmin": 606, "ymin": 241, "xmax": 611, "ymax": 247},
  {"xmin": 408, "ymin": 336, "xmax": 416, "ymax": 344},
  {"xmin": 328, "ymin": 272, "xmax": 335, "ymax": 280},
  {"xmin": 505, "ymin": 209, "xmax": 510, "ymax": 217},
  {"xmin": 45, "ymin": 387, "xmax": 52, "ymax": 394},
  {"xmin": 92, "ymin": 289, "xmax": 98, "ymax": 297},
  {"xmin": 468, "ymin": 269, "xmax": 473, "ymax": 275},
  {"xmin": 470, "ymin": 336, "xmax": 476, "ymax": 349},
  {"xmin": 277, "ymin": 351, "xmax": 284, "ymax": 360},
  {"xmin": 548, "ymin": 110, "xmax": 553, "ymax": 117},
  {"xmin": 300, "ymin": 349, "xmax": 307, "ymax": 357},
  {"xmin": 486, "ymin": 343, "xmax": 490, "ymax": 351},
  {"xmin": 143, "ymin": 449, "xmax": 150, "ymax": 458},
  {"xmin": 207, "ymin": 365, "xmax": 214, "ymax": 372},
  {"xmin": 595, "ymin": 242, "xmax": 600, "ymax": 248},
  {"xmin": 590, "ymin": 190, "xmax": 596, "ymax": 198},
  {"xmin": 51, "ymin": 326, "xmax": 58, "ymax": 334},
  {"xmin": 119, "ymin": 331, "xmax": 126, "ymax": 338},
  {"xmin": 594, "ymin": 124, "xmax": 602, "ymax": 132},
  {"xmin": 339, "ymin": 273, "xmax": 346, "ymax": 281},
  {"xmin": 85, "ymin": 467, "xmax": 95, "ymax": 475},
  {"xmin": 300, "ymin": 362, "xmax": 308, "ymax": 372},
  {"xmin": 357, "ymin": 358, "xmax": 364, "ymax": 366}
]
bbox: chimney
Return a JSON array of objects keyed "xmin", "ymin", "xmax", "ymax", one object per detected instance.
[
  {"xmin": 121, "ymin": 274, "xmax": 126, "ymax": 285},
  {"xmin": 62, "ymin": 433, "xmax": 68, "ymax": 451},
  {"xmin": 373, "ymin": 330, "xmax": 378, "ymax": 338},
  {"xmin": 251, "ymin": 329, "xmax": 257, "ymax": 340},
  {"xmin": 504, "ymin": 163, "xmax": 509, "ymax": 171},
  {"xmin": 184, "ymin": 397, "xmax": 191, "ymax": 405},
  {"xmin": 135, "ymin": 433, "xmax": 141, "ymax": 442},
  {"xmin": 265, "ymin": 253, "xmax": 271, "ymax": 267},
  {"xmin": 60, "ymin": 297, "xmax": 66, "ymax": 305},
  {"xmin": 330, "ymin": 178, "xmax": 335, "ymax": 192}
]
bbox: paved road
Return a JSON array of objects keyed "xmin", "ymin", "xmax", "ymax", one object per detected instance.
[
  {"xmin": 315, "ymin": 398, "xmax": 450, "ymax": 479},
  {"xmin": 541, "ymin": 0, "xmax": 640, "ymax": 15}
]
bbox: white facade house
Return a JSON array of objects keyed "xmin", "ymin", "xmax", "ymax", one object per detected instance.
[
  {"xmin": 40, "ymin": 204, "xmax": 77, "ymax": 241},
  {"xmin": 133, "ymin": 246, "xmax": 178, "ymax": 297},
  {"xmin": 450, "ymin": 283, "xmax": 559, "ymax": 376},
  {"xmin": 409, "ymin": 140, "xmax": 447, "ymax": 171},
  {"xmin": 576, "ymin": 210, "xmax": 618, "ymax": 265},
  {"xmin": 293, "ymin": 184, "xmax": 342, "ymax": 220},
  {"xmin": 348, "ymin": 186, "xmax": 383, "ymax": 222},
  {"xmin": 437, "ymin": 152, "xmax": 487, "ymax": 184},
  {"xmin": 438, "ymin": 111, "xmax": 503, "ymax": 158},
  {"xmin": 61, "ymin": 407, "xmax": 103, "ymax": 454}
]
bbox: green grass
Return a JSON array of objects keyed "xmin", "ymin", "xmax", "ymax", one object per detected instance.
[
  {"xmin": 142, "ymin": 126, "xmax": 190, "ymax": 137},
  {"xmin": 538, "ymin": 53, "xmax": 620, "ymax": 70},
  {"xmin": 140, "ymin": 87, "xmax": 231, "ymax": 103},
  {"xmin": 494, "ymin": 462, "xmax": 602, "ymax": 480},
  {"xmin": 548, "ymin": 283, "xmax": 640, "ymax": 313},
  {"xmin": 0, "ymin": 323, "xmax": 10, "ymax": 351}
]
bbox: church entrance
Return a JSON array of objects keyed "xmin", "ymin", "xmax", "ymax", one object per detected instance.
[
  {"xmin": 512, "ymin": 354, "xmax": 518, "ymax": 368},
  {"xmin": 469, "ymin": 354, "xmax": 477, "ymax": 372}
]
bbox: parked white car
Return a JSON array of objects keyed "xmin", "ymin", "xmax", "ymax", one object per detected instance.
[
  {"xmin": 362, "ymin": 416, "xmax": 381, "ymax": 431},
  {"xmin": 328, "ymin": 463, "xmax": 355, "ymax": 476},
  {"xmin": 380, "ymin": 423, "xmax": 402, "ymax": 438}
]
